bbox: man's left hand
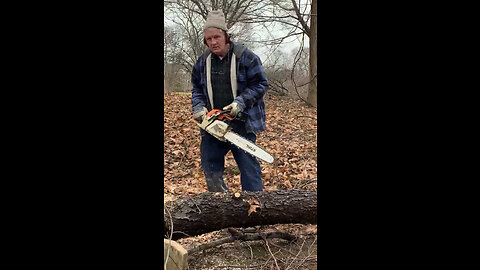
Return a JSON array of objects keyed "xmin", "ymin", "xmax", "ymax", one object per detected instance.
[{"xmin": 223, "ymin": 101, "xmax": 243, "ymax": 117}]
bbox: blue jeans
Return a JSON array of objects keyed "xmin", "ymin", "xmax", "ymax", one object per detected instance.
[{"xmin": 200, "ymin": 121, "xmax": 263, "ymax": 192}]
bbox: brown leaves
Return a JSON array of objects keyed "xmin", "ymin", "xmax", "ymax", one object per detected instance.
[
  {"xmin": 258, "ymin": 95, "xmax": 317, "ymax": 190},
  {"xmin": 164, "ymin": 92, "xmax": 317, "ymax": 199},
  {"xmin": 247, "ymin": 198, "xmax": 260, "ymax": 216},
  {"xmin": 164, "ymin": 93, "xmax": 206, "ymax": 195}
]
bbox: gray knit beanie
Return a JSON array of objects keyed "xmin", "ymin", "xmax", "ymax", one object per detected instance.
[{"xmin": 204, "ymin": 10, "xmax": 227, "ymax": 31}]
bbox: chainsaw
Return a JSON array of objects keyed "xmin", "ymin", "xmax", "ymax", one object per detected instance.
[{"xmin": 197, "ymin": 109, "xmax": 274, "ymax": 164}]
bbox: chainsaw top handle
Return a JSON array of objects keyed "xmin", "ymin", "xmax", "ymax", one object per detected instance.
[
  {"xmin": 206, "ymin": 109, "xmax": 248, "ymax": 122},
  {"xmin": 206, "ymin": 109, "xmax": 234, "ymax": 121}
]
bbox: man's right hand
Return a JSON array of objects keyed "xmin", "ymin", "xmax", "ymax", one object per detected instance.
[{"xmin": 193, "ymin": 107, "xmax": 208, "ymax": 123}]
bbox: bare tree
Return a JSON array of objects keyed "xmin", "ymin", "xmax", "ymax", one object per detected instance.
[
  {"xmin": 164, "ymin": 0, "xmax": 269, "ymax": 74},
  {"xmin": 264, "ymin": 50, "xmax": 290, "ymax": 95},
  {"xmin": 164, "ymin": 24, "xmax": 192, "ymax": 93},
  {"xmin": 290, "ymin": 47, "xmax": 309, "ymax": 78},
  {"xmin": 164, "ymin": 3, "xmax": 206, "ymax": 74},
  {"xmin": 307, "ymin": 0, "xmax": 317, "ymax": 107},
  {"xmin": 266, "ymin": 0, "xmax": 316, "ymax": 107}
]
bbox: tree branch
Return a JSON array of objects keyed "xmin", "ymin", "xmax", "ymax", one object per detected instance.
[
  {"xmin": 187, "ymin": 229, "xmax": 297, "ymax": 254},
  {"xmin": 291, "ymin": 0, "xmax": 310, "ymax": 36}
]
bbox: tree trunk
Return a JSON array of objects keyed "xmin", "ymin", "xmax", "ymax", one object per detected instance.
[
  {"xmin": 307, "ymin": 0, "xmax": 317, "ymax": 108},
  {"xmin": 164, "ymin": 190, "xmax": 317, "ymax": 240}
]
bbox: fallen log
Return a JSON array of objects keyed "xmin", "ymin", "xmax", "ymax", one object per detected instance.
[{"xmin": 164, "ymin": 189, "xmax": 317, "ymax": 240}]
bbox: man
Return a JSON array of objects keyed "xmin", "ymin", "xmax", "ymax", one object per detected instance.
[{"xmin": 191, "ymin": 10, "xmax": 268, "ymax": 192}]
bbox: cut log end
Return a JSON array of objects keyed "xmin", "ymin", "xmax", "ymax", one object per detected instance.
[{"xmin": 164, "ymin": 239, "xmax": 188, "ymax": 270}]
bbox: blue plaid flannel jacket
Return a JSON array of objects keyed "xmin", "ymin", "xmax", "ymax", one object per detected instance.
[{"xmin": 191, "ymin": 42, "xmax": 268, "ymax": 134}]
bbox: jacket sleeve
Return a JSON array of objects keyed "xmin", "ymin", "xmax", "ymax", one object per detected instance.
[
  {"xmin": 191, "ymin": 59, "xmax": 207, "ymax": 113},
  {"xmin": 234, "ymin": 51, "xmax": 268, "ymax": 109}
]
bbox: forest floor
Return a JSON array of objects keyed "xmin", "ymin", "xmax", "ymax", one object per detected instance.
[{"xmin": 164, "ymin": 92, "xmax": 317, "ymax": 270}]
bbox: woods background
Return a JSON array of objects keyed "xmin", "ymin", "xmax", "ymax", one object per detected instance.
[{"xmin": 164, "ymin": 0, "xmax": 317, "ymax": 108}]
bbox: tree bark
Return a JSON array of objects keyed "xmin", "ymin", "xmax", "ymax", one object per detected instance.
[
  {"xmin": 307, "ymin": 0, "xmax": 317, "ymax": 108},
  {"xmin": 164, "ymin": 189, "xmax": 317, "ymax": 240}
]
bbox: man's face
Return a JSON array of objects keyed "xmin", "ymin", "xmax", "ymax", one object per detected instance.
[{"xmin": 204, "ymin": 28, "xmax": 228, "ymax": 57}]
